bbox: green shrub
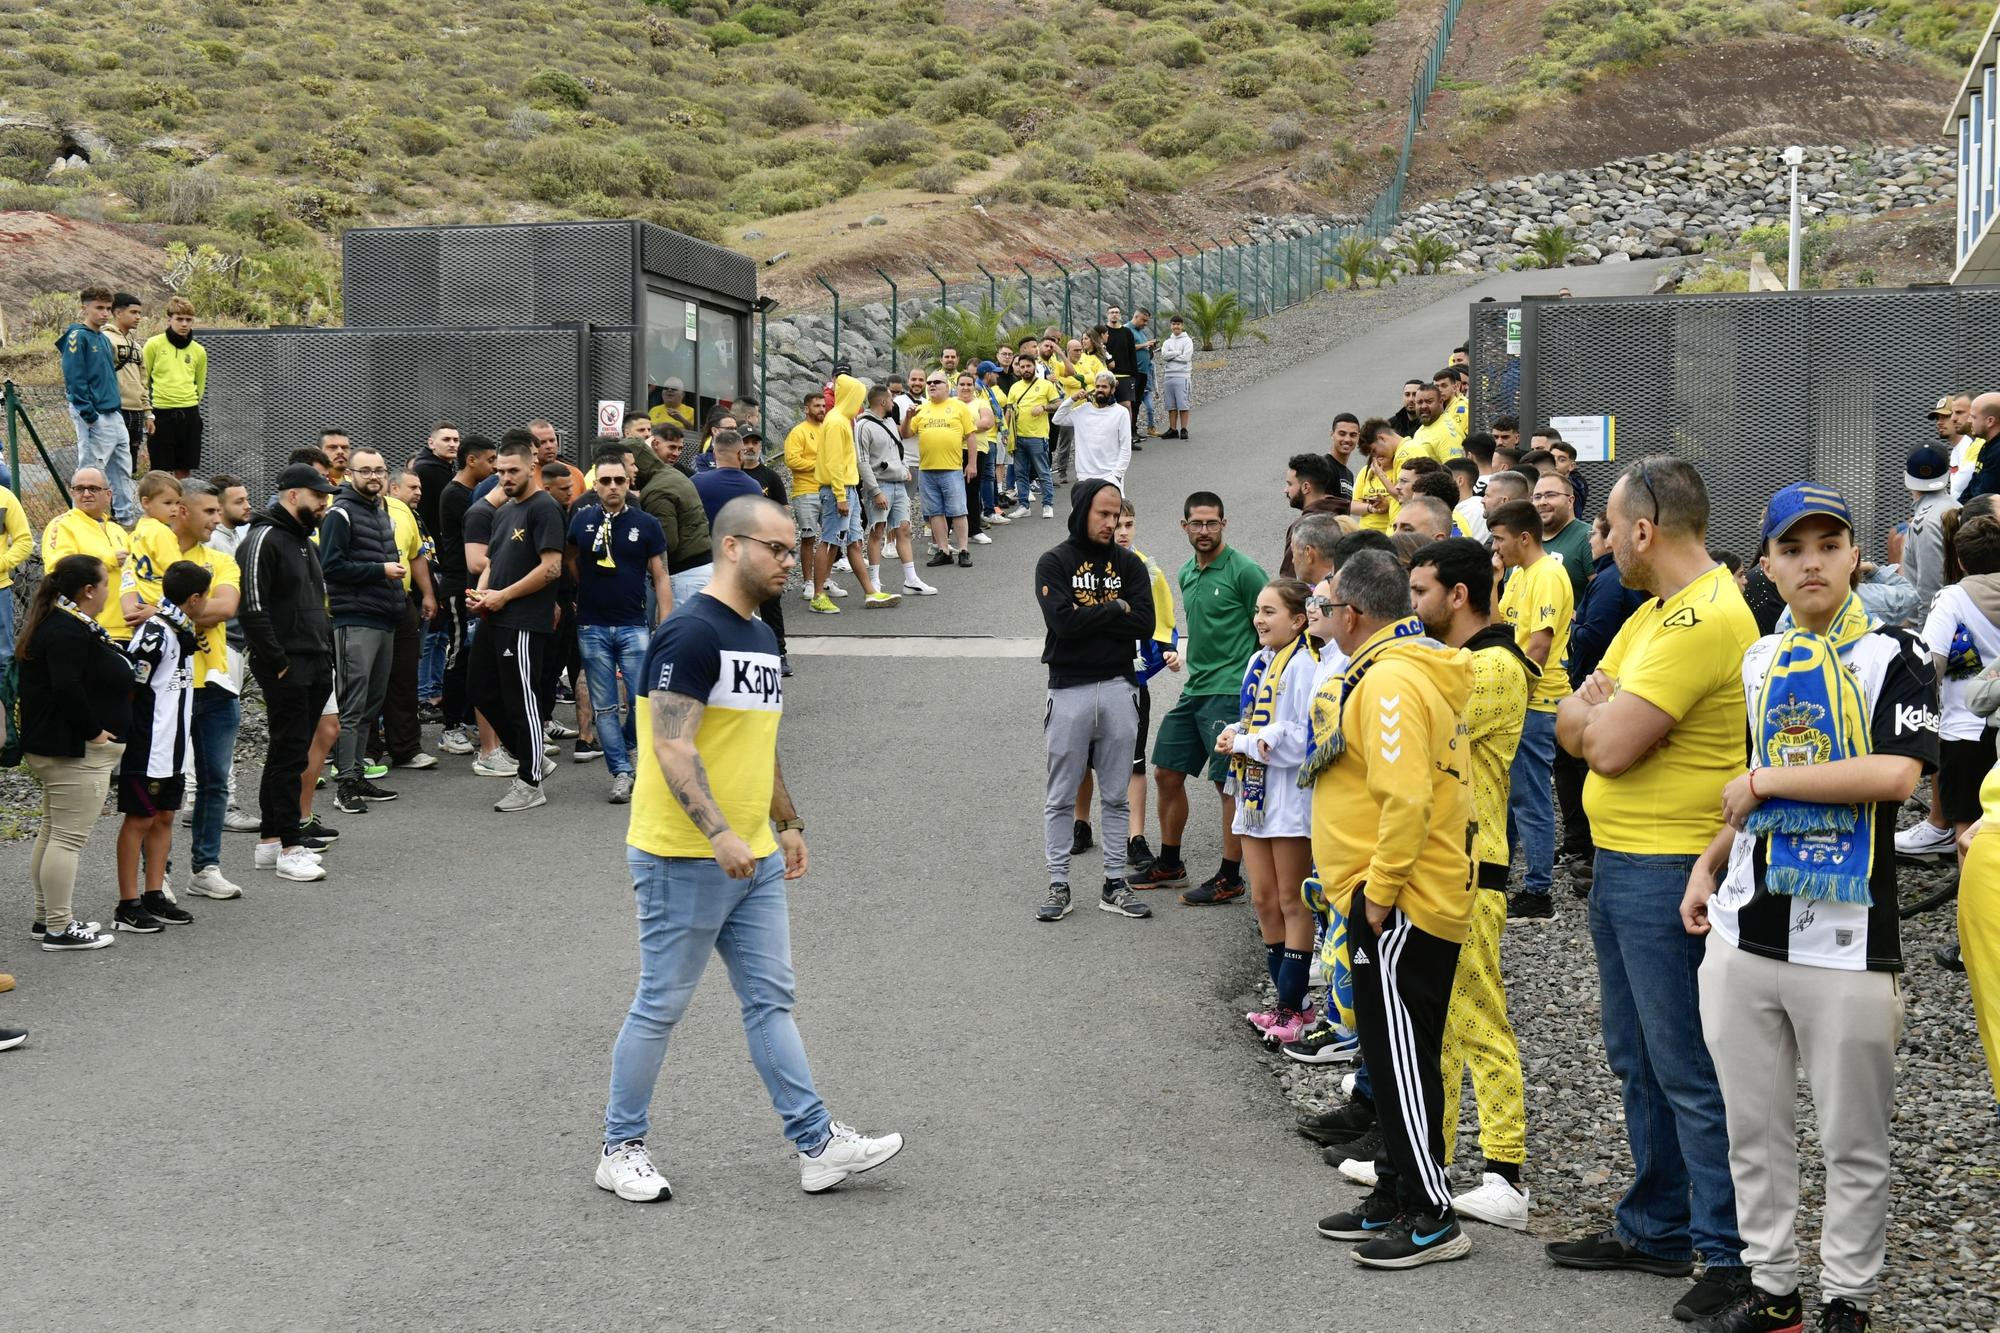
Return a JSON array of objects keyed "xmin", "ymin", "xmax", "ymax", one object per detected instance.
[
  {"xmin": 1267, "ymin": 115, "xmax": 1307, "ymax": 149},
  {"xmin": 390, "ymin": 118, "xmax": 453, "ymax": 156},
  {"xmin": 850, "ymin": 116, "xmax": 928, "ymax": 166},
  {"xmin": 1289, "ymin": 0, "xmax": 1392, "ymax": 28},
  {"xmin": 948, "ymin": 119, "xmax": 1012, "ymax": 155},
  {"xmin": 1221, "ymin": 58, "xmax": 1271, "ymax": 98},
  {"xmin": 517, "ymin": 139, "xmax": 636, "ymax": 202},
  {"xmin": 1139, "ymin": 23, "xmax": 1207, "ymax": 67},
  {"xmin": 198, "ymin": 40, "xmax": 240, "ymax": 65},
  {"xmin": 1076, "ymin": 44, "xmax": 1123, "ymax": 66},
  {"xmin": 29, "ymin": 45, "xmax": 83, "ymax": 74},
  {"xmin": 952, "ymin": 151, "xmax": 988, "ymax": 172},
  {"xmin": 1097, "ymin": 151, "xmax": 1178, "ymax": 192},
  {"xmin": 756, "ymin": 86, "xmax": 820, "ymax": 127},
  {"xmin": 918, "ymin": 74, "xmax": 1000, "ymax": 119},
  {"xmin": 734, "ymin": 2, "xmax": 802, "ymax": 34},
  {"xmin": 911, "ymin": 162, "xmax": 959, "ymax": 193},
  {"xmin": 523, "ymin": 68, "xmax": 591, "ymax": 109},
  {"xmin": 706, "ymin": 20, "xmax": 759, "ymax": 48},
  {"xmin": 637, "ymin": 200, "xmax": 725, "ymax": 243},
  {"xmin": 1140, "ymin": 107, "xmax": 1253, "ymax": 160},
  {"xmin": 1204, "ymin": 11, "xmax": 1272, "ymax": 50}
]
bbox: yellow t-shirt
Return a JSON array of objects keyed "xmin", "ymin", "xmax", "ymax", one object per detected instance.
[
  {"xmin": 119, "ymin": 523, "xmax": 241, "ymax": 687},
  {"xmin": 1582, "ymin": 563, "xmax": 1760, "ymax": 856},
  {"xmin": 178, "ymin": 543, "xmax": 240, "ymax": 689},
  {"xmin": 43, "ymin": 509, "xmax": 134, "ymax": 640},
  {"xmin": 1072, "ymin": 353, "xmax": 1108, "ymax": 385},
  {"xmin": 1409, "ymin": 417, "xmax": 1460, "ymax": 463},
  {"xmin": 0, "ymin": 485, "xmax": 34, "ymax": 590},
  {"xmin": 908, "ymin": 397, "xmax": 978, "ymax": 472},
  {"xmin": 1498, "ymin": 554, "xmax": 1574, "ymax": 713},
  {"xmin": 1466, "ymin": 641, "xmax": 1530, "ymax": 875},
  {"xmin": 123, "ymin": 516, "xmax": 182, "ymax": 609},
  {"xmin": 783, "ymin": 420, "xmax": 820, "ymax": 486},
  {"xmin": 1134, "ymin": 547, "xmax": 1176, "ymax": 645},
  {"xmin": 1006, "ymin": 376, "xmax": 1061, "ymax": 440},
  {"xmin": 650, "ymin": 401, "xmax": 696, "ymax": 429},
  {"xmin": 1981, "ymin": 759, "xmax": 2000, "ymax": 824},
  {"xmin": 386, "ymin": 495, "xmax": 422, "ymax": 590},
  {"xmin": 1354, "ymin": 463, "xmax": 1396, "ymax": 533}
]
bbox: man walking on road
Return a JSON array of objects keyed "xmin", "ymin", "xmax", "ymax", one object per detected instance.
[
  {"xmin": 568, "ymin": 444, "xmax": 670, "ymax": 805},
  {"xmin": 1549, "ymin": 457, "xmax": 1754, "ymax": 1324},
  {"xmin": 1035, "ymin": 479, "xmax": 1157, "ymax": 924},
  {"xmin": 1051, "ymin": 372, "xmax": 1132, "ymax": 492},
  {"xmin": 1135, "ymin": 492, "xmax": 1266, "ymax": 902},
  {"xmin": 318, "ymin": 448, "xmax": 407, "ymax": 816},
  {"xmin": 597, "ymin": 494, "xmax": 904, "ymax": 1203},
  {"xmin": 468, "ymin": 439, "xmax": 566, "ymax": 813},
  {"xmin": 1308, "ymin": 549, "xmax": 1475, "ymax": 1270},
  {"xmin": 237, "ymin": 465, "xmax": 337, "ymax": 883}
]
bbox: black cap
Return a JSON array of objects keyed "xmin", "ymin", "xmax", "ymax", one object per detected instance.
[
  {"xmin": 1906, "ymin": 446, "xmax": 1951, "ymax": 492},
  {"xmin": 275, "ymin": 463, "xmax": 337, "ymax": 495},
  {"xmin": 741, "ymin": 429, "xmax": 763, "ymax": 443}
]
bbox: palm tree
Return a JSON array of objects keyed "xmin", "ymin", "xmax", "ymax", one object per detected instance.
[
  {"xmin": 1172, "ymin": 291, "xmax": 1259, "ymax": 352},
  {"xmin": 1405, "ymin": 233, "xmax": 1457, "ymax": 275},
  {"xmin": 1329, "ymin": 234, "xmax": 1378, "ymax": 290},
  {"xmin": 895, "ymin": 297, "xmax": 1021, "ymax": 366},
  {"xmin": 1525, "ymin": 225, "xmax": 1578, "ymax": 270}
]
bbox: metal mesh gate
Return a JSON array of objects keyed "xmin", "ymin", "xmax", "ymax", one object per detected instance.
[
  {"xmin": 1466, "ymin": 302, "xmax": 1517, "ymax": 434},
  {"xmin": 1505, "ymin": 286, "xmax": 2000, "ymax": 558},
  {"xmin": 202, "ymin": 325, "xmax": 588, "ymax": 486}
]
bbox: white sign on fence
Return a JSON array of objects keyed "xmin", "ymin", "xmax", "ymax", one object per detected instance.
[
  {"xmin": 1505, "ymin": 307, "xmax": 1522, "ymax": 357},
  {"xmin": 596, "ymin": 400, "xmax": 625, "ymax": 438},
  {"xmin": 1549, "ymin": 414, "xmax": 1614, "ymax": 463}
]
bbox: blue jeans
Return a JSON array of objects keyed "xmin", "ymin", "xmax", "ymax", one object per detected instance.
[
  {"xmin": 1589, "ymin": 850, "xmax": 1744, "ymax": 1267},
  {"xmin": 419, "ymin": 621, "xmax": 448, "ymax": 702},
  {"xmin": 190, "ymin": 686, "xmax": 241, "ymax": 870},
  {"xmin": 1506, "ymin": 708, "xmax": 1558, "ymax": 895},
  {"xmin": 1013, "ymin": 437, "xmax": 1052, "ymax": 509},
  {"xmin": 0, "ymin": 587, "xmax": 14, "ymax": 671},
  {"xmin": 577, "ymin": 622, "xmax": 648, "ymax": 775},
  {"xmin": 70, "ymin": 406, "xmax": 136, "ymax": 525},
  {"xmin": 603, "ymin": 849, "xmax": 830, "ymax": 1150}
]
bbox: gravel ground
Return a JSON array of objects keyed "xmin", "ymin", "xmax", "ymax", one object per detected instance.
[
  {"xmin": 1247, "ymin": 810, "xmax": 1998, "ymax": 1332},
  {"xmin": 1179, "ymin": 274, "xmax": 1486, "ymax": 408}
]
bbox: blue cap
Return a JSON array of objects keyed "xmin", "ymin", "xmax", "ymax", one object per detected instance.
[
  {"xmin": 1760, "ymin": 482, "xmax": 1853, "ymax": 545},
  {"xmin": 977, "ymin": 360, "xmax": 1001, "ymax": 377},
  {"xmin": 1906, "ymin": 445, "xmax": 1950, "ymax": 492}
]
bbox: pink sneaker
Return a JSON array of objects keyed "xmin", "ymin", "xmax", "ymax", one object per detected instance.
[
  {"xmin": 1245, "ymin": 1008, "xmax": 1279, "ymax": 1030},
  {"xmin": 1258, "ymin": 1006, "xmax": 1317, "ymax": 1044}
]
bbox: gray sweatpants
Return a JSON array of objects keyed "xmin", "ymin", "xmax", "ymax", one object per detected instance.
[
  {"xmin": 1697, "ymin": 932, "xmax": 1903, "ymax": 1306},
  {"xmin": 333, "ymin": 624, "xmax": 395, "ymax": 780},
  {"xmin": 1044, "ymin": 679, "xmax": 1139, "ymax": 883}
]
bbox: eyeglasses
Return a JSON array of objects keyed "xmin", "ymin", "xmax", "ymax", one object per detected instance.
[
  {"xmin": 1184, "ymin": 519, "xmax": 1223, "ymax": 531},
  {"xmin": 1307, "ymin": 597, "xmax": 1350, "ymax": 615},
  {"xmin": 350, "ymin": 466, "xmax": 388, "ymax": 477},
  {"xmin": 926, "ymin": 379, "xmax": 946, "ymax": 387},
  {"xmin": 742, "ymin": 536, "xmax": 799, "ymax": 563},
  {"xmin": 1628, "ymin": 461, "xmax": 1662, "ymax": 526},
  {"xmin": 596, "ymin": 476, "xmax": 628, "ymax": 486},
  {"xmin": 72, "ymin": 484, "xmax": 107, "ymax": 493}
]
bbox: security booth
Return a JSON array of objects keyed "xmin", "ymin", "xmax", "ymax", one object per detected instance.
[{"xmin": 201, "ymin": 220, "xmax": 757, "ymax": 490}]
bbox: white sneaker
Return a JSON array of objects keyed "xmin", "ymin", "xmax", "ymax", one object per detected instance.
[
  {"xmin": 543, "ymin": 740, "xmax": 560, "ymax": 757},
  {"xmin": 394, "ymin": 752, "xmax": 439, "ymax": 770},
  {"xmin": 437, "ymin": 727, "xmax": 477, "ymax": 755},
  {"xmin": 224, "ymin": 808, "xmax": 263, "ymax": 833},
  {"xmin": 254, "ymin": 841, "xmax": 322, "ymax": 869},
  {"xmin": 801, "ymin": 584, "xmax": 817, "ymax": 601},
  {"xmin": 970, "ymin": 532, "xmax": 993, "ymax": 545},
  {"xmin": 276, "ymin": 848, "xmax": 326, "ymax": 882},
  {"xmin": 799, "ymin": 1121, "xmax": 905, "ymax": 1194},
  {"xmin": 493, "ymin": 777, "xmax": 548, "ymax": 812},
  {"xmin": 986, "ymin": 510, "xmax": 1010, "ymax": 524},
  {"xmin": 1338, "ymin": 1155, "xmax": 1378, "ymax": 1187},
  {"xmin": 833, "ymin": 556, "xmax": 852, "ymax": 573},
  {"xmin": 903, "ymin": 576, "xmax": 938, "ymax": 596},
  {"xmin": 1451, "ymin": 1172, "xmax": 1531, "ymax": 1231},
  {"xmin": 825, "ymin": 580, "xmax": 850, "ymax": 598},
  {"xmin": 1340, "ymin": 1070, "xmax": 1359, "ymax": 1099},
  {"xmin": 188, "ymin": 865, "xmax": 243, "ymax": 900},
  {"xmin": 1005, "ymin": 505, "xmax": 1030, "ymax": 519},
  {"xmin": 473, "ymin": 749, "xmax": 519, "ymax": 778},
  {"xmin": 1042, "ymin": 506, "xmax": 1054, "ymax": 518},
  {"xmin": 1895, "ymin": 819, "xmax": 1957, "ymax": 859},
  {"xmin": 596, "ymin": 1139, "xmax": 672, "ymax": 1202}
]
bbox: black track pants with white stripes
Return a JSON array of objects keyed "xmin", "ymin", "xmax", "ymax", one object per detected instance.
[
  {"xmin": 469, "ymin": 624, "xmax": 550, "ymax": 787},
  {"xmin": 1349, "ymin": 886, "xmax": 1462, "ymax": 1215}
]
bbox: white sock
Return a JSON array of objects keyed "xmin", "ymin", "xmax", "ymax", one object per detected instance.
[
  {"xmin": 869, "ymin": 564, "xmax": 882, "ymax": 588},
  {"xmin": 903, "ymin": 561, "xmax": 918, "ymax": 583},
  {"xmin": 805, "ymin": 581, "xmax": 816, "ymax": 597}
]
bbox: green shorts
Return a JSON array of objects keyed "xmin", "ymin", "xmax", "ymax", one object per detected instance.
[{"xmin": 1151, "ymin": 691, "xmax": 1239, "ymax": 782}]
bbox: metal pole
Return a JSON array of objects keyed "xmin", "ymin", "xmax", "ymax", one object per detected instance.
[
  {"xmin": 1788, "ymin": 162, "xmax": 1802, "ymax": 290},
  {"xmin": 3, "ymin": 381, "xmax": 19, "ymax": 490},
  {"xmin": 1143, "ymin": 249, "xmax": 1159, "ymax": 316},
  {"xmin": 925, "ymin": 263, "xmax": 948, "ymax": 314},
  {"xmin": 1082, "ymin": 256, "xmax": 1104, "ymax": 325},
  {"xmin": 757, "ymin": 305, "xmax": 768, "ymax": 411},
  {"xmin": 1166, "ymin": 244, "xmax": 1184, "ymax": 312},
  {"xmin": 1013, "ymin": 261, "xmax": 1035, "ymax": 326},
  {"xmin": 814, "ymin": 274, "xmax": 840, "ymax": 369},
  {"xmin": 1050, "ymin": 257, "xmax": 1073, "ymax": 333},
  {"xmin": 1124, "ymin": 255, "xmax": 1133, "ymax": 313},
  {"xmin": 873, "ymin": 267, "xmax": 899, "ymax": 376},
  {"xmin": 976, "ymin": 262, "xmax": 998, "ymax": 312}
]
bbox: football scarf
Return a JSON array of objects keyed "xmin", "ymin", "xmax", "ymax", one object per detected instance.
[{"xmin": 1233, "ymin": 632, "xmax": 1314, "ymax": 828}]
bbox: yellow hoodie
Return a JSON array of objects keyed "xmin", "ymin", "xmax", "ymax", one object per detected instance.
[
  {"xmin": 1308, "ymin": 623, "xmax": 1475, "ymax": 944},
  {"xmin": 815, "ymin": 374, "xmax": 865, "ymax": 491}
]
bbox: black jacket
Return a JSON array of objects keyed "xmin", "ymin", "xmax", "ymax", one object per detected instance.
[
  {"xmin": 18, "ymin": 610, "xmax": 135, "ymax": 757},
  {"xmin": 237, "ymin": 502, "xmax": 333, "ymax": 677},
  {"xmin": 318, "ymin": 484, "xmax": 405, "ymax": 629},
  {"xmin": 412, "ymin": 449, "xmax": 456, "ymax": 538},
  {"xmin": 1102, "ymin": 325, "xmax": 1137, "ymax": 380},
  {"xmin": 1035, "ymin": 479, "xmax": 1155, "ymax": 688}
]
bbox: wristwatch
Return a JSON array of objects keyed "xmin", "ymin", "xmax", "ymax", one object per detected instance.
[{"xmin": 775, "ymin": 818, "xmax": 805, "ymax": 834}]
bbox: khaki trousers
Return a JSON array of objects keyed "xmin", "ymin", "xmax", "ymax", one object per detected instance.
[{"xmin": 27, "ymin": 740, "xmax": 127, "ymax": 933}]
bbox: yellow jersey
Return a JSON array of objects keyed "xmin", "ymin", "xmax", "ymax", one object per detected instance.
[
  {"xmin": 1498, "ymin": 554, "xmax": 1574, "ymax": 713},
  {"xmin": 907, "ymin": 397, "xmax": 978, "ymax": 472},
  {"xmin": 43, "ymin": 509, "xmax": 133, "ymax": 639}
]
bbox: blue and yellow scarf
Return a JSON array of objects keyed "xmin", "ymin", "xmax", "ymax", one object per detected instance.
[
  {"xmin": 1298, "ymin": 616, "xmax": 1430, "ymax": 787},
  {"xmin": 1234, "ymin": 632, "xmax": 1314, "ymax": 828},
  {"xmin": 1743, "ymin": 592, "xmax": 1875, "ymax": 905}
]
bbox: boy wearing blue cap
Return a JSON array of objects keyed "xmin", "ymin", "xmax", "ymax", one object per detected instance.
[{"xmin": 1680, "ymin": 482, "xmax": 1939, "ymax": 1333}]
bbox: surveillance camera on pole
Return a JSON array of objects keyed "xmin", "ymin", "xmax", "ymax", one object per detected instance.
[{"xmin": 1782, "ymin": 146, "xmax": 1805, "ymax": 289}]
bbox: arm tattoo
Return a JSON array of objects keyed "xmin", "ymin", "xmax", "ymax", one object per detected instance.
[{"xmin": 649, "ymin": 690, "xmax": 729, "ymax": 838}]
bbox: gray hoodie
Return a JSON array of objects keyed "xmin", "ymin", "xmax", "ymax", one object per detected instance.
[{"xmin": 857, "ymin": 409, "xmax": 907, "ymax": 485}]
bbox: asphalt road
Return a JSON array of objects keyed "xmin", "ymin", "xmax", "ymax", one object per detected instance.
[{"xmin": 3, "ymin": 260, "xmax": 1681, "ymax": 1332}]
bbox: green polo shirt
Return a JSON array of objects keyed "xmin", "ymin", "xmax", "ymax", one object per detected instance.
[
  {"xmin": 1543, "ymin": 517, "xmax": 1593, "ymax": 604},
  {"xmin": 1179, "ymin": 544, "xmax": 1268, "ymax": 697}
]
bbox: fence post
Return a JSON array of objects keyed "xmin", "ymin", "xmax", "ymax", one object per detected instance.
[
  {"xmin": 814, "ymin": 275, "xmax": 841, "ymax": 370},
  {"xmin": 1164, "ymin": 244, "xmax": 1184, "ymax": 313},
  {"xmin": 1143, "ymin": 250, "xmax": 1159, "ymax": 317},
  {"xmin": 757, "ymin": 302, "xmax": 768, "ymax": 411},
  {"xmin": 925, "ymin": 263, "xmax": 948, "ymax": 314},
  {"xmin": 1013, "ymin": 261, "xmax": 1035, "ymax": 327},
  {"xmin": 1050, "ymin": 257, "xmax": 1073, "ymax": 333},
  {"xmin": 1124, "ymin": 255, "xmax": 1134, "ymax": 314},
  {"xmin": 3, "ymin": 381, "xmax": 18, "ymax": 489},
  {"xmin": 976, "ymin": 262, "xmax": 999, "ymax": 313},
  {"xmin": 1082, "ymin": 256, "xmax": 1104, "ymax": 326},
  {"xmin": 873, "ymin": 267, "xmax": 900, "ymax": 377}
]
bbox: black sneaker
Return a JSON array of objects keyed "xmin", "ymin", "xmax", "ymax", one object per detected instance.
[
  {"xmin": 141, "ymin": 890, "xmax": 192, "ymax": 925},
  {"xmin": 1683, "ymin": 1282, "xmax": 1799, "ymax": 1332},
  {"xmin": 573, "ymin": 739, "xmax": 604, "ymax": 762},
  {"xmin": 780, "ymin": 654, "xmax": 794, "ymax": 678},
  {"xmin": 41, "ymin": 921, "xmax": 114, "ymax": 952},
  {"xmin": 1179, "ymin": 870, "xmax": 1245, "ymax": 905},
  {"xmin": 114, "ymin": 900, "xmax": 165, "ymax": 934},
  {"xmin": 1506, "ymin": 892, "xmax": 1555, "ymax": 924},
  {"xmin": 1545, "ymin": 1228, "xmax": 1695, "ymax": 1278},
  {"xmin": 332, "ymin": 783, "xmax": 368, "ymax": 815},
  {"xmin": 1674, "ymin": 1268, "xmax": 1753, "ymax": 1323},
  {"xmin": 1099, "ymin": 878, "xmax": 1151, "ymax": 918},
  {"xmin": 1819, "ymin": 1299, "xmax": 1870, "ymax": 1333},
  {"xmin": 1322, "ymin": 1124, "xmax": 1383, "ymax": 1168},
  {"xmin": 0, "ymin": 1029, "xmax": 26, "ymax": 1051},
  {"xmin": 925, "ymin": 550, "xmax": 953, "ymax": 568},
  {"xmin": 1316, "ymin": 1187, "xmax": 1401, "ymax": 1240},
  {"xmin": 1130, "ymin": 860, "xmax": 1189, "ymax": 890},
  {"xmin": 1036, "ymin": 882, "xmax": 1073, "ymax": 922},
  {"xmin": 296, "ymin": 833, "xmax": 334, "ymax": 854},
  {"xmin": 1936, "ymin": 940, "xmax": 1965, "ymax": 972},
  {"xmin": 1070, "ymin": 819, "xmax": 1093, "ymax": 855},
  {"xmin": 354, "ymin": 777, "xmax": 399, "ymax": 803},
  {"xmin": 1353, "ymin": 1209, "xmax": 1471, "ymax": 1269},
  {"xmin": 1296, "ymin": 1098, "xmax": 1375, "ymax": 1145},
  {"xmin": 1125, "ymin": 835, "xmax": 1155, "ymax": 876},
  {"xmin": 1283, "ymin": 1020, "xmax": 1361, "ymax": 1066},
  {"xmin": 956, "ymin": 550, "xmax": 973, "ymax": 568},
  {"xmin": 300, "ymin": 814, "xmax": 340, "ymax": 843},
  {"xmin": 418, "ymin": 703, "xmax": 446, "ymax": 725}
]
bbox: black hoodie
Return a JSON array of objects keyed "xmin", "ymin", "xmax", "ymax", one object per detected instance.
[
  {"xmin": 237, "ymin": 500, "xmax": 333, "ymax": 678},
  {"xmin": 1035, "ymin": 479, "xmax": 1155, "ymax": 687}
]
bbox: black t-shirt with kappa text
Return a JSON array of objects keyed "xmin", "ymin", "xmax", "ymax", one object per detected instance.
[{"xmin": 484, "ymin": 490, "xmax": 567, "ymax": 631}]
